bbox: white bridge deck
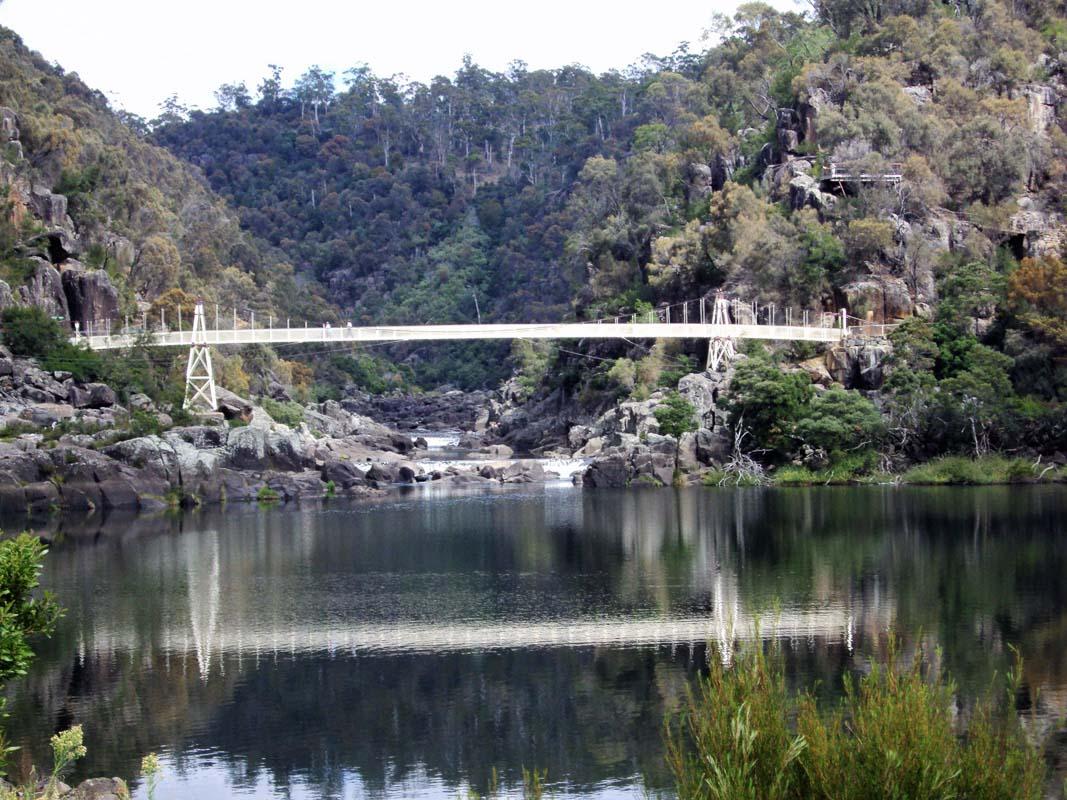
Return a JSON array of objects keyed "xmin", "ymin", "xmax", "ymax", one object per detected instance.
[{"xmin": 76, "ymin": 321, "xmax": 848, "ymax": 351}]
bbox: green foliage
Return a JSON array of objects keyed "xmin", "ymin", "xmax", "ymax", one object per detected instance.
[
  {"xmin": 723, "ymin": 351, "xmax": 813, "ymax": 454},
  {"xmin": 0, "ymin": 30, "xmax": 315, "ymax": 325},
  {"xmin": 774, "ymin": 450, "xmax": 880, "ymax": 485},
  {"xmin": 666, "ymin": 639, "xmax": 1046, "ymax": 800},
  {"xmin": 605, "ymin": 358, "xmax": 637, "ymax": 394},
  {"xmin": 256, "ymin": 486, "xmax": 280, "ymax": 504},
  {"xmin": 0, "ymin": 306, "xmax": 66, "ymax": 358},
  {"xmin": 0, "ymin": 533, "xmax": 61, "ymax": 687},
  {"xmin": 665, "ymin": 643, "xmax": 809, "ymax": 800},
  {"xmin": 133, "ymin": 0, "xmax": 1066, "ymax": 398},
  {"xmin": 47, "ymin": 725, "xmax": 86, "ymax": 795},
  {"xmin": 0, "ymin": 307, "xmax": 106, "ymax": 382},
  {"xmin": 654, "ymin": 391, "xmax": 698, "ymax": 439},
  {"xmin": 261, "ymin": 397, "xmax": 305, "ymax": 428},
  {"xmin": 795, "ymin": 387, "xmax": 885, "ymax": 454},
  {"xmin": 512, "ymin": 340, "xmax": 556, "ymax": 398},
  {"xmin": 936, "ymin": 258, "xmax": 1006, "ymax": 339}
]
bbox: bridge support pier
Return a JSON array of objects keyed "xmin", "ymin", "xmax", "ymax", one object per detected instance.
[
  {"xmin": 184, "ymin": 301, "xmax": 217, "ymax": 412},
  {"xmin": 706, "ymin": 293, "xmax": 736, "ymax": 372}
]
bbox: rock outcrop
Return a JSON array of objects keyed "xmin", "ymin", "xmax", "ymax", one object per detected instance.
[
  {"xmin": 62, "ymin": 267, "xmax": 120, "ymax": 329},
  {"xmin": 17, "ymin": 259, "xmax": 69, "ymax": 322},
  {"xmin": 825, "ymin": 336, "xmax": 893, "ymax": 389},
  {"xmin": 571, "ymin": 372, "xmax": 734, "ymax": 487}
]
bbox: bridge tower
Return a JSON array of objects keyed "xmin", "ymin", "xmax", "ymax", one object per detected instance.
[
  {"xmin": 184, "ymin": 300, "xmax": 217, "ymax": 411},
  {"xmin": 706, "ymin": 294, "xmax": 736, "ymax": 372}
]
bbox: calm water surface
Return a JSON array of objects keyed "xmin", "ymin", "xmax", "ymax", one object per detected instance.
[{"xmin": 7, "ymin": 485, "xmax": 1067, "ymax": 798}]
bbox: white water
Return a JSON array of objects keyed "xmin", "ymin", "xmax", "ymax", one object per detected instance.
[
  {"xmin": 414, "ymin": 431, "xmax": 462, "ymax": 449},
  {"xmin": 402, "ymin": 430, "xmax": 589, "ymax": 483},
  {"xmin": 412, "ymin": 456, "xmax": 589, "ymax": 483}
]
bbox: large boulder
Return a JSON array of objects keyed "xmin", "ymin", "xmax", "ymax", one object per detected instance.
[
  {"xmin": 710, "ymin": 152, "xmax": 733, "ymax": 191},
  {"xmin": 0, "ymin": 280, "xmax": 14, "ymax": 314},
  {"xmin": 841, "ymin": 276, "xmax": 912, "ymax": 323},
  {"xmin": 582, "ymin": 455, "xmax": 629, "ymax": 488},
  {"xmin": 0, "ymin": 106, "xmax": 18, "ymax": 142},
  {"xmin": 592, "ymin": 399, "xmax": 661, "ymax": 439},
  {"xmin": 264, "ymin": 470, "xmax": 327, "ymax": 500},
  {"xmin": 63, "ymin": 268, "xmax": 120, "ymax": 330},
  {"xmin": 687, "ymin": 162, "xmax": 714, "ymax": 203},
  {"xmin": 789, "ymin": 173, "xmax": 835, "ymax": 212},
  {"xmin": 224, "ymin": 425, "xmax": 313, "ymax": 472},
  {"xmin": 68, "ymin": 777, "xmax": 129, "ymax": 800},
  {"xmin": 501, "ymin": 460, "xmax": 545, "ymax": 484},
  {"xmin": 215, "ymin": 387, "xmax": 253, "ymax": 419},
  {"xmin": 825, "ymin": 337, "xmax": 894, "ymax": 389},
  {"xmin": 169, "ymin": 425, "xmax": 227, "ymax": 449},
  {"xmin": 678, "ymin": 371, "xmax": 730, "ymax": 430},
  {"xmin": 365, "ymin": 463, "xmax": 398, "ymax": 485},
  {"xmin": 321, "ymin": 459, "xmax": 367, "ymax": 489},
  {"xmin": 84, "ymin": 383, "xmax": 117, "ymax": 408},
  {"xmin": 20, "ymin": 403, "xmax": 74, "ymax": 426},
  {"xmin": 696, "ymin": 427, "xmax": 731, "ymax": 466},
  {"xmin": 225, "ymin": 426, "xmax": 270, "ymax": 470},
  {"xmin": 17, "ymin": 258, "xmax": 69, "ymax": 321},
  {"xmin": 634, "ymin": 451, "xmax": 675, "ymax": 486},
  {"xmin": 29, "ymin": 185, "xmax": 69, "ymax": 228}
]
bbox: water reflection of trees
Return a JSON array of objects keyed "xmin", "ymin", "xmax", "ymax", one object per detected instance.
[{"xmin": 6, "ymin": 486, "xmax": 1067, "ymax": 795}]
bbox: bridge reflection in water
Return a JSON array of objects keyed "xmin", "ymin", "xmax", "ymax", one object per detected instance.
[
  {"xmin": 66, "ymin": 488, "xmax": 894, "ymax": 681},
  {"xmin": 12, "ymin": 486, "xmax": 1066, "ymax": 799}
]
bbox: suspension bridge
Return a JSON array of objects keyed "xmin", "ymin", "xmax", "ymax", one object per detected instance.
[{"xmin": 70, "ymin": 296, "xmax": 882, "ymax": 410}]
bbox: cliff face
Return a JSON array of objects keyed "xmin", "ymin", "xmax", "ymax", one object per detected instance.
[{"xmin": 0, "ymin": 109, "xmax": 120, "ymax": 330}]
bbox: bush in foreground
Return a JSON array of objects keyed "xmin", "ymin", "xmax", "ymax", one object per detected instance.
[{"xmin": 665, "ymin": 639, "xmax": 1045, "ymax": 800}]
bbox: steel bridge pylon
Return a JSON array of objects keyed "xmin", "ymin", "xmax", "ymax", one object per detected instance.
[
  {"xmin": 706, "ymin": 294, "xmax": 736, "ymax": 372},
  {"xmin": 184, "ymin": 301, "xmax": 217, "ymax": 412}
]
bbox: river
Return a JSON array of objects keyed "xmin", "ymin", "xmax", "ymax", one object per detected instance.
[{"xmin": 6, "ymin": 484, "xmax": 1067, "ymax": 798}]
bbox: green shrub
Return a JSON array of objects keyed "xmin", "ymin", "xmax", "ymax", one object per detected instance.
[
  {"xmin": 1, "ymin": 306, "xmax": 67, "ymax": 358},
  {"xmin": 0, "ymin": 420, "xmax": 38, "ymax": 440},
  {"xmin": 666, "ymin": 639, "xmax": 1045, "ymax": 800},
  {"xmin": 774, "ymin": 451, "xmax": 880, "ymax": 485},
  {"xmin": 0, "ymin": 256, "xmax": 37, "ymax": 287},
  {"xmin": 0, "ymin": 306, "xmax": 104, "ymax": 381},
  {"xmin": 654, "ymin": 392, "xmax": 698, "ymax": 439},
  {"xmin": 257, "ymin": 486, "xmax": 280, "ymax": 503},
  {"xmin": 0, "ymin": 533, "xmax": 62, "ymax": 692},
  {"xmin": 666, "ymin": 642, "xmax": 805, "ymax": 800},
  {"xmin": 41, "ymin": 342, "xmax": 105, "ymax": 382},
  {"xmin": 261, "ymin": 397, "xmax": 305, "ymax": 428}
]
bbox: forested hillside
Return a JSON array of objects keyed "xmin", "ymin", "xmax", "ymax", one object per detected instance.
[{"xmin": 0, "ymin": 27, "xmax": 328, "ymax": 328}]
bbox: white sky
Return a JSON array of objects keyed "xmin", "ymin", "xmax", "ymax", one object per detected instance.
[{"xmin": 0, "ymin": 0, "xmax": 801, "ymax": 119}]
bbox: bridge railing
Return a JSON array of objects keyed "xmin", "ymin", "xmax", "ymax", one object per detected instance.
[{"xmin": 72, "ymin": 296, "xmax": 861, "ymax": 351}]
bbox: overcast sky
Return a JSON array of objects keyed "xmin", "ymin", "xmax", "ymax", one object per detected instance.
[{"xmin": 0, "ymin": 0, "xmax": 801, "ymax": 119}]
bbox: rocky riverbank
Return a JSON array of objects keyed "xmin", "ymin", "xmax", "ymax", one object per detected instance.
[
  {"xmin": 0, "ymin": 329, "xmax": 916, "ymax": 513},
  {"xmin": 0, "ymin": 349, "xmax": 564, "ymax": 517}
]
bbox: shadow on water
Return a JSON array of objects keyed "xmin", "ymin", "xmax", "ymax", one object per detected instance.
[{"xmin": 5, "ymin": 485, "xmax": 1067, "ymax": 797}]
